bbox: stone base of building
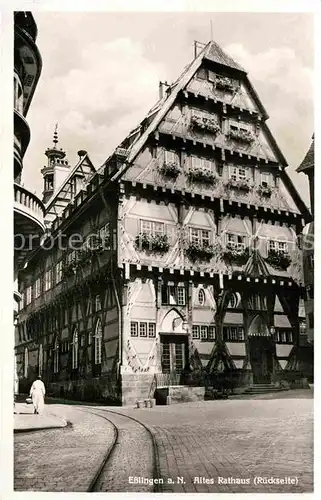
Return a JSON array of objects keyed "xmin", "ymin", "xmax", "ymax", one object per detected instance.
[{"xmin": 45, "ymin": 373, "xmax": 121, "ymax": 404}]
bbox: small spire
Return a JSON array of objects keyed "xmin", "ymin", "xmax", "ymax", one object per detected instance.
[{"xmin": 53, "ymin": 123, "xmax": 58, "ymax": 148}]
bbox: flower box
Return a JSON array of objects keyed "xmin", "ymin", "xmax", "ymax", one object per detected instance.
[
  {"xmin": 135, "ymin": 233, "xmax": 170, "ymax": 253},
  {"xmin": 215, "ymin": 76, "xmax": 236, "ymax": 92},
  {"xmin": 265, "ymin": 250, "xmax": 291, "ymax": 270},
  {"xmin": 190, "ymin": 114, "xmax": 221, "ymax": 134},
  {"xmin": 228, "ymin": 129, "xmax": 254, "ymax": 144},
  {"xmin": 226, "ymin": 178, "xmax": 251, "ymax": 192},
  {"xmin": 185, "ymin": 243, "xmax": 215, "ymax": 262},
  {"xmin": 257, "ymin": 184, "xmax": 272, "ymax": 197},
  {"xmin": 187, "ymin": 167, "xmax": 217, "ymax": 185},
  {"xmin": 223, "ymin": 246, "xmax": 249, "ymax": 266},
  {"xmin": 159, "ymin": 161, "xmax": 181, "ymax": 179}
]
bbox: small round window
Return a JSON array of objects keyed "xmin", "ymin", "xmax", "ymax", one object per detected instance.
[{"xmin": 198, "ymin": 289, "xmax": 206, "ymax": 306}]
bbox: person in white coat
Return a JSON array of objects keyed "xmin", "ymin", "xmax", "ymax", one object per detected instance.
[{"xmin": 29, "ymin": 376, "xmax": 46, "ymax": 415}]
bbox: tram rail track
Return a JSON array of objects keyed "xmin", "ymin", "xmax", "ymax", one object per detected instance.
[{"xmin": 77, "ymin": 406, "xmax": 162, "ymax": 492}]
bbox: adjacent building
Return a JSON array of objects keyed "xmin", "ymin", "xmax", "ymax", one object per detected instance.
[
  {"xmin": 15, "ymin": 40, "xmax": 311, "ymax": 404},
  {"xmin": 14, "ymin": 12, "xmax": 45, "ymax": 392},
  {"xmin": 297, "ymin": 137, "xmax": 314, "ymax": 344}
]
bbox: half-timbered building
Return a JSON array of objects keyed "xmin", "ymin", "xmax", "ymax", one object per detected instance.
[{"xmin": 16, "ymin": 40, "xmax": 311, "ymax": 405}]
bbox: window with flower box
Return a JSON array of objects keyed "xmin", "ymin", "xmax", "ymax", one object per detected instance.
[
  {"xmin": 268, "ymin": 241, "xmax": 288, "ymax": 254},
  {"xmin": 191, "ymin": 156, "xmax": 213, "ymax": 172},
  {"xmin": 227, "ymin": 233, "xmax": 246, "ymax": 250},
  {"xmin": 140, "ymin": 220, "xmax": 164, "ymax": 236},
  {"xmin": 229, "ymin": 165, "xmax": 247, "ymax": 182},
  {"xmin": 190, "ymin": 228, "xmax": 210, "ymax": 247},
  {"xmin": 228, "ymin": 122, "xmax": 254, "ymax": 143},
  {"xmin": 161, "ymin": 284, "xmax": 186, "ymax": 306},
  {"xmin": 261, "ymin": 172, "xmax": 272, "ymax": 187},
  {"xmin": 165, "ymin": 150, "xmax": 179, "ymax": 165}
]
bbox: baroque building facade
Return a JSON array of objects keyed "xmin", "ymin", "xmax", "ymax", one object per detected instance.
[
  {"xmin": 14, "ymin": 12, "xmax": 45, "ymax": 393},
  {"xmin": 16, "ymin": 40, "xmax": 311, "ymax": 405}
]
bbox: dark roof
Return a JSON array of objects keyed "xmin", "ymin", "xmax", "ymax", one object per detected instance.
[
  {"xmin": 204, "ymin": 40, "xmax": 246, "ymax": 73},
  {"xmin": 297, "ymin": 137, "xmax": 314, "ymax": 173}
]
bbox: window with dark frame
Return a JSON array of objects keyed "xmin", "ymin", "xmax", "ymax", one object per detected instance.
[{"xmin": 162, "ymin": 284, "xmax": 186, "ymax": 306}]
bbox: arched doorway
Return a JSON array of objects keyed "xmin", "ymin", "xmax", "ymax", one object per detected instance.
[
  {"xmin": 248, "ymin": 315, "xmax": 274, "ymax": 384},
  {"xmin": 159, "ymin": 309, "xmax": 189, "ymax": 384}
]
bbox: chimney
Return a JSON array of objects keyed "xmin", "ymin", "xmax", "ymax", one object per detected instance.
[{"xmin": 159, "ymin": 81, "xmax": 163, "ymax": 100}]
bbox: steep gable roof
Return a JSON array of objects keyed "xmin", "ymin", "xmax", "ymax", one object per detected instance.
[
  {"xmin": 104, "ymin": 39, "xmax": 310, "ymax": 219},
  {"xmin": 45, "ymin": 152, "xmax": 96, "ymax": 213},
  {"xmin": 204, "ymin": 40, "xmax": 245, "ymax": 72},
  {"xmin": 297, "ymin": 137, "xmax": 314, "ymax": 173}
]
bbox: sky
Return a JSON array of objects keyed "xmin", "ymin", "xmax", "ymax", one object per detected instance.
[{"xmin": 22, "ymin": 12, "xmax": 314, "ymax": 207}]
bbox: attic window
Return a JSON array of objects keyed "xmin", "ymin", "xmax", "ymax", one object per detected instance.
[{"xmin": 261, "ymin": 172, "xmax": 271, "ymax": 187}]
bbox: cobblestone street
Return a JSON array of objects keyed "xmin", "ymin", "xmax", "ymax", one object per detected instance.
[{"xmin": 14, "ymin": 391, "xmax": 313, "ymax": 493}]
